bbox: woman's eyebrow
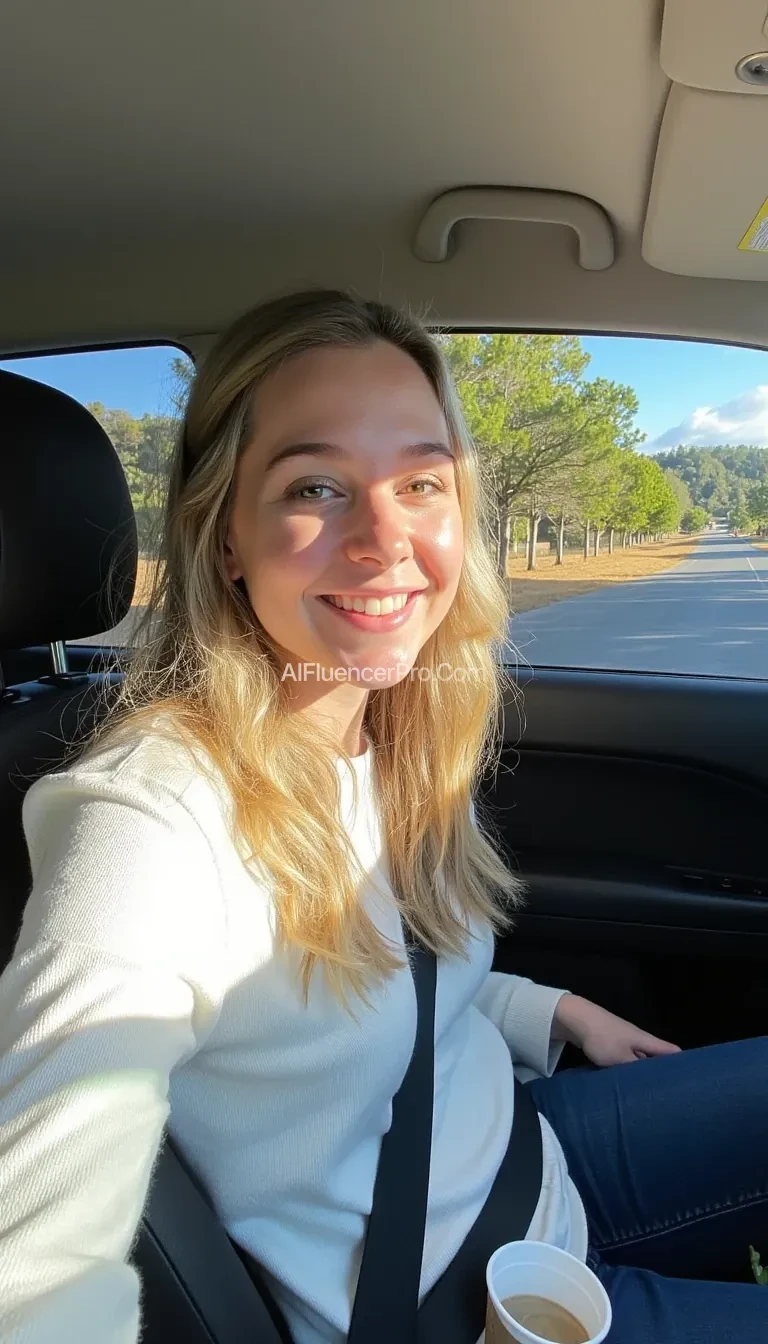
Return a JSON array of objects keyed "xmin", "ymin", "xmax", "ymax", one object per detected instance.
[{"xmin": 264, "ymin": 440, "xmax": 455, "ymax": 472}]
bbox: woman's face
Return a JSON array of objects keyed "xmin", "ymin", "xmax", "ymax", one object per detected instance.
[{"xmin": 224, "ymin": 340, "xmax": 464, "ymax": 688}]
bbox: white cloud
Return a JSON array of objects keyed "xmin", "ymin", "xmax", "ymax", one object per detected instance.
[{"xmin": 648, "ymin": 385, "xmax": 768, "ymax": 450}]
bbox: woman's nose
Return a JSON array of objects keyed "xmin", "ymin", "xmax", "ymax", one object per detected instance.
[{"xmin": 343, "ymin": 492, "xmax": 414, "ymax": 568}]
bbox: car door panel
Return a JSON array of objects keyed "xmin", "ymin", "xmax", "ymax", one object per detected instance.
[{"xmin": 490, "ymin": 669, "xmax": 768, "ymax": 1054}]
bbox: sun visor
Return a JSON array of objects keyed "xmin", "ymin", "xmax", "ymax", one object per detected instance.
[
  {"xmin": 643, "ymin": 0, "xmax": 768, "ymax": 279},
  {"xmin": 661, "ymin": 0, "xmax": 768, "ymax": 94}
]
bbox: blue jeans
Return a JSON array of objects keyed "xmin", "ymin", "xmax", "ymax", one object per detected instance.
[{"xmin": 527, "ymin": 1037, "xmax": 768, "ymax": 1343}]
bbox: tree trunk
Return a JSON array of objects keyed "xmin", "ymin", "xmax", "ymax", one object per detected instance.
[
  {"xmin": 489, "ymin": 509, "xmax": 501, "ymax": 569},
  {"xmin": 527, "ymin": 511, "xmax": 540, "ymax": 572},
  {"xmin": 511, "ymin": 517, "xmax": 519, "ymax": 557},
  {"xmin": 594, "ymin": 528, "xmax": 602, "ymax": 558},
  {"xmin": 583, "ymin": 520, "xmax": 591, "ymax": 560},
  {"xmin": 609, "ymin": 527, "xmax": 615, "ymax": 554},
  {"xmin": 556, "ymin": 515, "xmax": 565, "ymax": 565},
  {"xmin": 498, "ymin": 507, "xmax": 510, "ymax": 579}
]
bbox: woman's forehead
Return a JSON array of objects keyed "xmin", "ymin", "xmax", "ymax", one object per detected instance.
[{"xmin": 249, "ymin": 342, "xmax": 447, "ymax": 448}]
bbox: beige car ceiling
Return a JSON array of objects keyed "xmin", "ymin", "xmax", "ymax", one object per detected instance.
[{"xmin": 2, "ymin": 0, "xmax": 768, "ymax": 359}]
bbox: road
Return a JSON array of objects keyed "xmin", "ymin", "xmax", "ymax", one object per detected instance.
[{"xmin": 507, "ymin": 531, "xmax": 768, "ymax": 678}]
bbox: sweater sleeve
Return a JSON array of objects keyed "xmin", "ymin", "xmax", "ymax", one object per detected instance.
[
  {"xmin": 468, "ymin": 795, "xmax": 570, "ymax": 1078},
  {"xmin": 472, "ymin": 971, "xmax": 569, "ymax": 1077},
  {"xmin": 0, "ymin": 765, "xmax": 226, "ymax": 1344}
]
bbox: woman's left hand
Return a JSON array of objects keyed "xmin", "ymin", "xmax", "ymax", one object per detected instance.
[{"xmin": 552, "ymin": 994, "xmax": 682, "ymax": 1067}]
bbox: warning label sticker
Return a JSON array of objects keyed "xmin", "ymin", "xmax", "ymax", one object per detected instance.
[{"xmin": 738, "ymin": 198, "xmax": 768, "ymax": 252}]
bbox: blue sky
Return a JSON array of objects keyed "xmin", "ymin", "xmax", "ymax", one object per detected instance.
[
  {"xmin": 3, "ymin": 335, "xmax": 768, "ymax": 450},
  {"xmin": 0, "ymin": 345, "xmax": 191, "ymax": 420},
  {"xmin": 580, "ymin": 336, "xmax": 768, "ymax": 447}
]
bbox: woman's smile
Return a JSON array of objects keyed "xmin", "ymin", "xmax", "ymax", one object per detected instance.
[{"xmin": 315, "ymin": 588, "xmax": 423, "ymax": 631}]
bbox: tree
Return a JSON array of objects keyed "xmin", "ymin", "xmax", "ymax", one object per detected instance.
[
  {"xmin": 729, "ymin": 504, "xmax": 754, "ymax": 536},
  {"xmin": 680, "ymin": 506, "xmax": 708, "ymax": 534},
  {"xmin": 544, "ymin": 380, "xmax": 643, "ymax": 563},
  {"xmin": 747, "ymin": 481, "xmax": 768, "ymax": 535},
  {"xmin": 605, "ymin": 453, "xmax": 679, "ymax": 546},
  {"xmin": 568, "ymin": 442, "xmax": 622, "ymax": 558},
  {"xmin": 168, "ymin": 355, "xmax": 194, "ymax": 418},
  {"xmin": 653, "ymin": 444, "xmax": 762, "ymax": 514},
  {"xmin": 89, "ymin": 403, "xmax": 179, "ymax": 552},
  {"xmin": 653, "ymin": 446, "xmax": 729, "ymax": 512},
  {"xmin": 444, "ymin": 333, "xmax": 590, "ymax": 573},
  {"xmin": 444, "ymin": 334, "xmax": 643, "ymax": 574},
  {"xmin": 608, "ymin": 453, "xmax": 648, "ymax": 546},
  {"xmin": 648, "ymin": 474, "xmax": 682, "ymax": 538},
  {"xmin": 663, "ymin": 468, "xmax": 693, "ymax": 517}
]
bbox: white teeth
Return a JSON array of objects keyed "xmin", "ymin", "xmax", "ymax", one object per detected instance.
[{"xmin": 326, "ymin": 593, "xmax": 410, "ymax": 615}]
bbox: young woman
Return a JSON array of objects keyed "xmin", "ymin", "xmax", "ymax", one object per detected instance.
[{"xmin": 0, "ymin": 291, "xmax": 765, "ymax": 1344}]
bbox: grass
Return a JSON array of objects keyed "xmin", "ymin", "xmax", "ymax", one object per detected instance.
[
  {"xmin": 133, "ymin": 556, "xmax": 160, "ymax": 607},
  {"xmin": 506, "ymin": 535, "xmax": 701, "ymax": 614}
]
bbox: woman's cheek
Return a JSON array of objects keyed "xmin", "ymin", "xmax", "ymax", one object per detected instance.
[
  {"xmin": 425, "ymin": 507, "xmax": 464, "ymax": 580},
  {"xmin": 254, "ymin": 518, "xmax": 331, "ymax": 603}
]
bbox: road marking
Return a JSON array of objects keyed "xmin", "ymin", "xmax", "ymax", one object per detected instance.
[{"xmin": 747, "ymin": 557, "xmax": 766, "ymax": 585}]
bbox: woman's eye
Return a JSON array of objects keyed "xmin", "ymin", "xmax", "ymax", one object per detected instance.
[
  {"xmin": 284, "ymin": 480, "xmax": 338, "ymax": 502},
  {"xmin": 283, "ymin": 474, "xmax": 445, "ymax": 503},
  {"xmin": 404, "ymin": 476, "xmax": 444, "ymax": 495}
]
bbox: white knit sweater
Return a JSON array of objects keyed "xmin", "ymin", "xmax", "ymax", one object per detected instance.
[{"xmin": 0, "ymin": 730, "xmax": 587, "ymax": 1344}]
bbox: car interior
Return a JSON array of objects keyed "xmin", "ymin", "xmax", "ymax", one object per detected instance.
[{"xmin": 2, "ymin": 1, "xmax": 768, "ymax": 1339}]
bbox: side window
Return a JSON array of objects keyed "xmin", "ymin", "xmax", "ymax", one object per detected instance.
[
  {"xmin": 442, "ymin": 332, "xmax": 768, "ymax": 680},
  {"xmin": 0, "ymin": 345, "xmax": 193, "ymax": 645}
]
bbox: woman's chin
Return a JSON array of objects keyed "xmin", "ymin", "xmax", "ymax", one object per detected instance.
[{"xmin": 295, "ymin": 646, "xmax": 416, "ymax": 686}]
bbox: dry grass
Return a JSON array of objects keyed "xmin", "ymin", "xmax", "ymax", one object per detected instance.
[
  {"xmin": 506, "ymin": 534, "xmax": 700, "ymax": 614},
  {"xmin": 133, "ymin": 556, "xmax": 160, "ymax": 606},
  {"xmin": 132, "ymin": 537, "xmax": 700, "ymax": 619}
]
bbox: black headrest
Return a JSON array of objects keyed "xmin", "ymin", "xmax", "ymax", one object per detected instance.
[{"xmin": 0, "ymin": 370, "xmax": 137, "ymax": 648}]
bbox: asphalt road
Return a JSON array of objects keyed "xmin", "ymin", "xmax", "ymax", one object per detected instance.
[{"xmin": 507, "ymin": 530, "xmax": 768, "ymax": 679}]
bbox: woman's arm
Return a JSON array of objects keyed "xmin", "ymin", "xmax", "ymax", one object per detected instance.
[
  {"xmin": 552, "ymin": 993, "xmax": 681, "ymax": 1065},
  {"xmin": 0, "ymin": 768, "xmax": 225, "ymax": 1343},
  {"xmin": 0, "ymin": 944, "xmax": 208, "ymax": 1342},
  {"xmin": 472, "ymin": 972, "xmax": 570, "ymax": 1077}
]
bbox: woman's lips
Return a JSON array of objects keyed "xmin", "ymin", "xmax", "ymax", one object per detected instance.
[{"xmin": 316, "ymin": 591, "xmax": 420, "ymax": 631}]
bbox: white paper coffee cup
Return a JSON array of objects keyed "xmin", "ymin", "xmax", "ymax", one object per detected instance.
[{"xmin": 483, "ymin": 1241, "xmax": 612, "ymax": 1344}]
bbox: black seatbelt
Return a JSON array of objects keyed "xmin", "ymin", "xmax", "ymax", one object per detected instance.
[
  {"xmin": 346, "ymin": 937, "xmax": 437, "ymax": 1344},
  {"xmin": 416, "ymin": 1077, "xmax": 543, "ymax": 1343},
  {"xmin": 220, "ymin": 934, "xmax": 544, "ymax": 1344},
  {"xmin": 348, "ymin": 938, "xmax": 544, "ymax": 1344},
  {"xmin": 139, "ymin": 1138, "xmax": 294, "ymax": 1344}
]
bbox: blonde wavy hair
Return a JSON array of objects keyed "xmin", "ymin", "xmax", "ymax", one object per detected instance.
[{"xmin": 90, "ymin": 289, "xmax": 522, "ymax": 1002}]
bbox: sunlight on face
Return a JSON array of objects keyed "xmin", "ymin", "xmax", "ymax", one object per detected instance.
[{"xmin": 225, "ymin": 341, "xmax": 464, "ymax": 686}]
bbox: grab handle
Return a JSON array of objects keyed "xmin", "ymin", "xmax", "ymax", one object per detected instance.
[{"xmin": 413, "ymin": 187, "xmax": 614, "ymax": 270}]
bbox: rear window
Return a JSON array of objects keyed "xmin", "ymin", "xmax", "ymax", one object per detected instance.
[
  {"xmin": 442, "ymin": 332, "xmax": 768, "ymax": 681},
  {"xmin": 0, "ymin": 344, "xmax": 193, "ymax": 645}
]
